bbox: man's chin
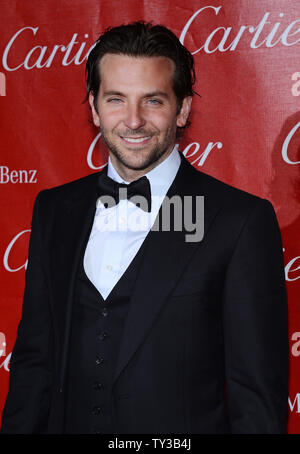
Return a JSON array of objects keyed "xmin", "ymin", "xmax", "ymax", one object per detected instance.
[
  {"xmin": 110, "ymin": 147, "xmax": 162, "ymax": 171},
  {"xmin": 117, "ymin": 157, "xmax": 157, "ymax": 172}
]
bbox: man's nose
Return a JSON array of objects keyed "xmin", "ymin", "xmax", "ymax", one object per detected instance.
[{"xmin": 123, "ymin": 103, "xmax": 146, "ymax": 130}]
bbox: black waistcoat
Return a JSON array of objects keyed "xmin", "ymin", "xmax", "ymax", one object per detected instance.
[{"xmin": 63, "ymin": 239, "xmax": 147, "ymax": 434}]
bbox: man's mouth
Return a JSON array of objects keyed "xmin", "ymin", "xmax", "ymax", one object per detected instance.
[{"xmin": 121, "ymin": 136, "xmax": 151, "ymax": 144}]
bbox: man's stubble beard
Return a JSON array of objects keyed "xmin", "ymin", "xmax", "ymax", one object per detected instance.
[{"xmin": 100, "ymin": 126, "xmax": 177, "ymax": 172}]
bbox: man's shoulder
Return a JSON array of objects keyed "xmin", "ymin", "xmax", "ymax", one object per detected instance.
[
  {"xmin": 37, "ymin": 169, "xmax": 103, "ymax": 203},
  {"xmin": 185, "ymin": 159, "xmax": 264, "ymax": 202},
  {"xmin": 185, "ymin": 164, "xmax": 279, "ymax": 243},
  {"xmin": 182, "ymin": 158, "xmax": 274, "ymax": 217},
  {"xmin": 200, "ymin": 169, "xmax": 260, "ymax": 202}
]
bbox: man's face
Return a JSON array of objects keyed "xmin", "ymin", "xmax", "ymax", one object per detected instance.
[{"xmin": 89, "ymin": 54, "xmax": 191, "ymax": 180}]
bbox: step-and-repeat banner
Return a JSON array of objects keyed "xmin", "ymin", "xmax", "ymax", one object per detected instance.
[{"xmin": 0, "ymin": 0, "xmax": 300, "ymax": 433}]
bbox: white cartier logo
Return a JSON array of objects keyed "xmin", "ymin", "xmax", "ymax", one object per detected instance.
[
  {"xmin": 3, "ymin": 230, "xmax": 30, "ymax": 272},
  {"xmin": 284, "ymin": 254, "xmax": 300, "ymax": 282},
  {"xmin": 282, "ymin": 122, "xmax": 300, "ymax": 165},
  {"xmin": 2, "ymin": 27, "xmax": 93, "ymax": 71},
  {"xmin": 87, "ymin": 133, "xmax": 223, "ymax": 170},
  {"xmin": 180, "ymin": 6, "xmax": 300, "ymax": 54},
  {"xmin": 2, "ymin": 7, "xmax": 300, "ymax": 72},
  {"xmin": 87, "ymin": 132, "xmax": 107, "ymax": 170}
]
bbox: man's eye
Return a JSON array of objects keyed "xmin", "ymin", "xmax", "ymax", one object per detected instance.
[
  {"xmin": 147, "ymin": 99, "xmax": 162, "ymax": 105},
  {"xmin": 107, "ymin": 98, "xmax": 122, "ymax": 103}
]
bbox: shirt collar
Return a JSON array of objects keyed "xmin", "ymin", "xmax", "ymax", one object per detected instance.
[{"xmin": 107, "ymin": 144, "xmax": 181, "ymax": 197}]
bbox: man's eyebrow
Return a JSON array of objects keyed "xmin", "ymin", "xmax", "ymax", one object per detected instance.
[
  {"xmin": 143, "ymin": 91, "xmax": 169, "ymax": 99},
  {"xmin": 102, "ymin": 90, "xmax": 125, "ymax": 97},
  {"xmin": 102, "ymin": 90, "xmax": 170, "ymax": 99}
]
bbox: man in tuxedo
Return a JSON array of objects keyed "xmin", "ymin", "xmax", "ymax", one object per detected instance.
[{"xmin": 1, "ymin": 21, "xmax": 288, "ymax": 434}]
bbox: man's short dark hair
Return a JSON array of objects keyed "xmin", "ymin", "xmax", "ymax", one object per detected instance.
[{"xmin": 85, "ymin": 21, "xmax": 196, "ymax": 118}]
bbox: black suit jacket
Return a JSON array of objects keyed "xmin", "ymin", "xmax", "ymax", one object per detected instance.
[{"xmin": 1, "ymin": 154, "xmax": 289, "ymax": 434}]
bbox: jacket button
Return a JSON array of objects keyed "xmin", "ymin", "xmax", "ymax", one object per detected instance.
[
  {"xmin": 93, "ymin": 381, "xmax": 104, "ymax": 390},
  {"xmin": 91, "ymin": 406, "xmax": 101, "ymax": 415},
  {"xmin": 95, "ymin": 356, "xmax": 104, "ymax": 365}
]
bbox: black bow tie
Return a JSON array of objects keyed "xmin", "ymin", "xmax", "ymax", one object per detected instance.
[{"xmin": 97, "ymin": 173, "xmax": 152, "ymax": 212}]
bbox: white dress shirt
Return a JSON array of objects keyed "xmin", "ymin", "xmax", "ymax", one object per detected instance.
[{"xmin": 83, "ymin": 144, "xmax": 181, "ymax": 300}]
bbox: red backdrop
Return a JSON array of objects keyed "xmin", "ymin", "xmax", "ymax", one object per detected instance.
[{"xmin": 0, "ymin": 0, "xmax": 299, "ymax": 433}]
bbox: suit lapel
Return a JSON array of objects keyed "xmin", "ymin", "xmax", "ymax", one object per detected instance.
[
  {"xmin": 50, "ymin": 169, "xmax": 105, "ymax": 390},
  {"xmin": 112, "ymin": 155, "xmax": 221, "ymax": 385}
]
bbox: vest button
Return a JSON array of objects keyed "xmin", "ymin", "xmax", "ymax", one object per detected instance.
[
  {"xmin": 98, "ymin": 331, "xmax": 109, "ymax": 341},
  {"xmin": 95, "ymin": 356, "xmax": 104, "ymax": 365},
  {"xmin": 91, "ymin": 406, "xmax": 101, "ymax": 415},
  {"xmin": 93, "ymin": 381, "xmax": 104, "ymax": 390},
  {"xmin": 101, "ymin": 307, "xmax": 108, "ymax": 317}
]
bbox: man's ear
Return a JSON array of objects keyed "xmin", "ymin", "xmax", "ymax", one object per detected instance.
[
  {"xmin": 88, "ymin": 92, "xmax": 100, "ymax": 128},
  {"xmin": 176, "ymin": 96, "xmax": 192, "ymax": 128}
]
